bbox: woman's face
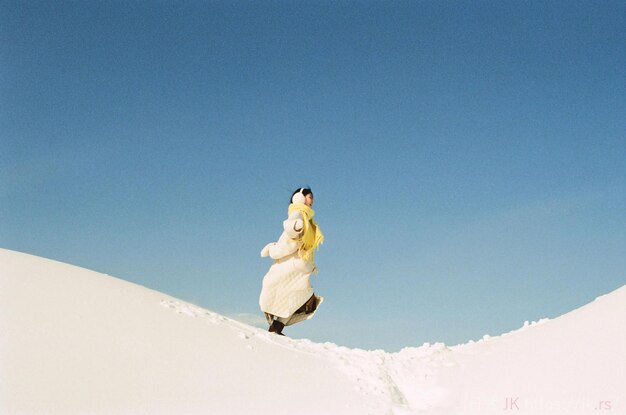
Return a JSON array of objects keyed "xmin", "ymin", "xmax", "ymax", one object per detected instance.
[{"xmin": 305, "ymin": 193, "xmax": 314, "ymax": 207}]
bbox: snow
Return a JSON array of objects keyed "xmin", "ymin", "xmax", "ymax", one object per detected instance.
[{"xmin": 1, "ymin": 248, "xmax": 624, "ymax": 414}]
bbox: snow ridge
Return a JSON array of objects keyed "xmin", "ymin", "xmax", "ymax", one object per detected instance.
[
  {"xmin": 2, "ymin": 248, "xmax": 625, "ymax": 415},
  {"xmin": 159, "ymin": 298, "xmax": 460, "ymax": 414}
]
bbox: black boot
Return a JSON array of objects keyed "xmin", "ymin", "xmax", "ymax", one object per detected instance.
[
  {"xmin": 304, "ymin": 295, "xmax": 318, "ymax": 314},
  {"xmin": 269, "ymin": 320, "xmax": 285, "ymax": 336},
  {"xmin": 295, "ymin": 295, "xmax": 318, "ymax": 315}
]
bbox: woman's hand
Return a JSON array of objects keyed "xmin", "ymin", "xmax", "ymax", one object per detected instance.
[{"xmin": 260, "ymin": 243, "xmax": 275, "ymax": 257}]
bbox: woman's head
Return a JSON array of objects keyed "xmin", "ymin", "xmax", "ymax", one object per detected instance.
[{"xmin": 291, "ymin": 188, "xmax": 314, "ymax": 207}]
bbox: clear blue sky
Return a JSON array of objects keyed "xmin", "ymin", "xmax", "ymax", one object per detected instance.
[{"xmin": 2, "ymin": 1, "xmax": 624, "ymax": 351}]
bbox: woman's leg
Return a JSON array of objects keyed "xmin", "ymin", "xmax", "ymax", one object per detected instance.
[{"xmin": 269, "ymin": 318, "xmax": 286, "ymax": 335}]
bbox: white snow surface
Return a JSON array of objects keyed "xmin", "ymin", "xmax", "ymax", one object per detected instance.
[{"xmin": 1, "ymin": 248, "xmax": 624, "ymax": 414}]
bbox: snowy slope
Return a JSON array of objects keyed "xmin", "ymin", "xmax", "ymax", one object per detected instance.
[{"xmin": 1, "ymin": 248, "xmax": 624, "ymax": 415}]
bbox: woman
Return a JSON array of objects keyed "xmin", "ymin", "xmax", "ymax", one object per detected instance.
[{"xmin": 259, "ymin": 187, "xmax": 324, "ymax": 335}]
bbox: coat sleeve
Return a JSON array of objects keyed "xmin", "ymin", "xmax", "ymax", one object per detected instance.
[
  {"xmin": 262, "ymin": 211, "xmax": 303, "ymax": 260},
  {"xmin": 283, "ymin": 210, "xmax": 304, "ymax": 239}
]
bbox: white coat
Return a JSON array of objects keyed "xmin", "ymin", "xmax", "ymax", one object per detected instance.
[{"xmin": 259, "ymin": 209, "xmax": 322, "ymax": 326}]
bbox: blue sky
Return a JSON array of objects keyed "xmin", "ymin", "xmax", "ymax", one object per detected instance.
[{"xmin": 1, "ymin": 1, "xmax": 624, "ymax": 351}]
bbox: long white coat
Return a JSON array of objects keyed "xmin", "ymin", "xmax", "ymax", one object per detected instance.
[{"xmin": 259, "ymin": 209, "xmax": 321, "ymax": 326}]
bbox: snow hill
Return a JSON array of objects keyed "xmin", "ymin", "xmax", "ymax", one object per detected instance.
[{"xmin": 1, "ymin": 248, "xmax": 624, "ymax": 415}]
